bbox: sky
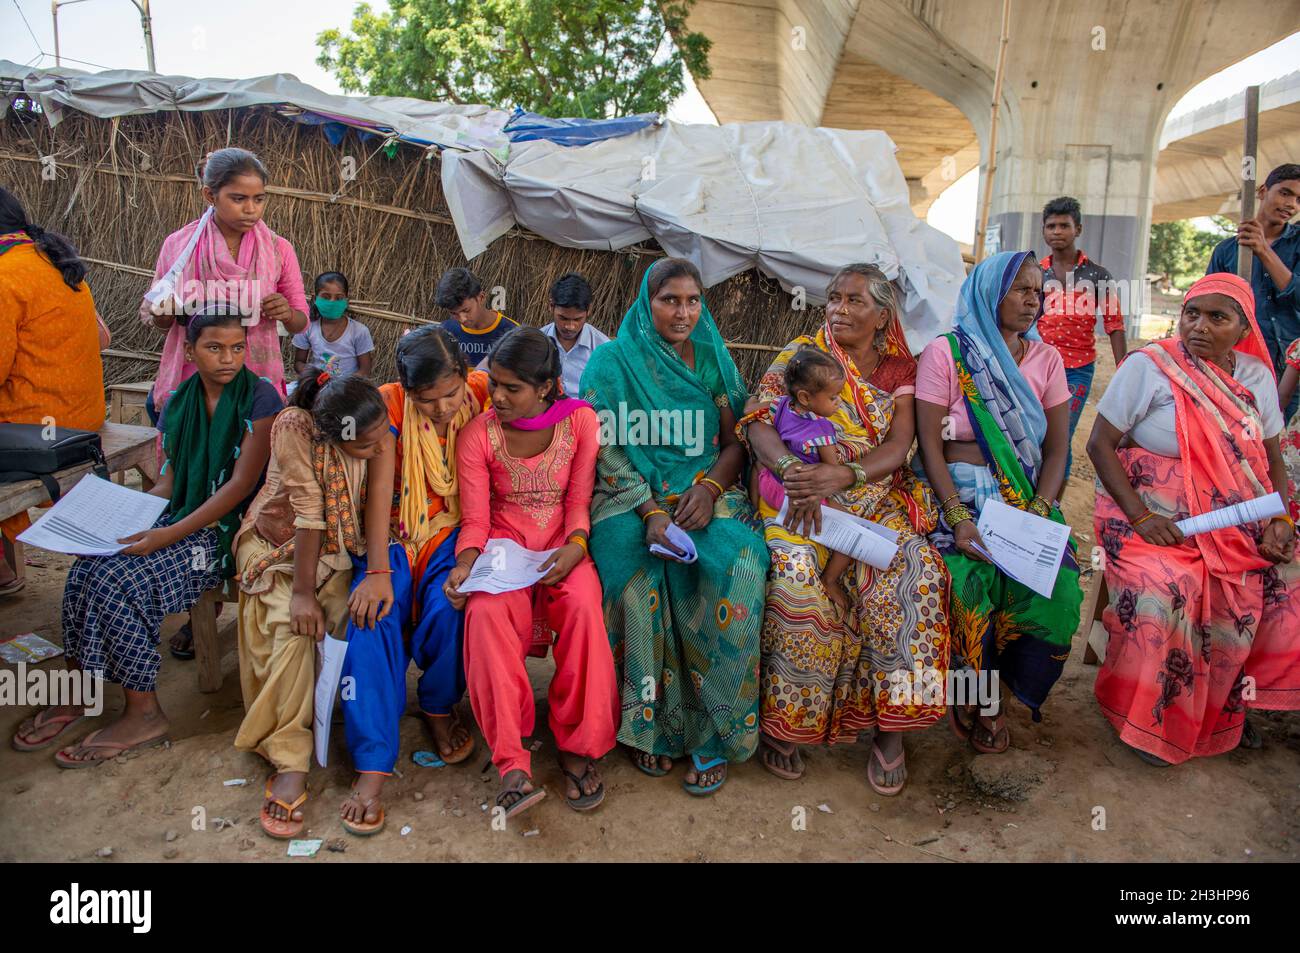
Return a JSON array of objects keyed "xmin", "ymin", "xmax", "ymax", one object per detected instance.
[{"xmin": 1, "ymin": 0, "xmax": 1295, "ymax": 242}]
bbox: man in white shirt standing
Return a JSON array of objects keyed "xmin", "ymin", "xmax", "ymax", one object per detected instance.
[{"xmin": 539, "ymin": 272, "xmax": 611, "ymax": 397}]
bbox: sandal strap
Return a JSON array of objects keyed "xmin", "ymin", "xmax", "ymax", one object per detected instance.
[
  {"xmin": 871, "ymin": 743, "xmax": 906, "ymax": 772},
  {"xmin": 691, "ymin": 753, "xmax": 726, "ymax": 772}
]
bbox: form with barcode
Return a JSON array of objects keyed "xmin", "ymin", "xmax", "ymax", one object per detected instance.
[
  {"xmin": 17, "ymin": 475, "xmax": 169, "ymax": 556},
  {"xmin": 974, "ymin": 498, "xmax": 1071, "ymax": 598}
]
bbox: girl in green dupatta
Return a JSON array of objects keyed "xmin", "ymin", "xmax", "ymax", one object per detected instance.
[
  {"xmin": 17, "ymin": 306, "xmax": 281, "ymax": 766},
  {"xmin": 915, "ymin": 251, "xmax": 1082, "ymax": 754},
  {"xmin": 581, "ymin": 258, "xmax": 767, "ymax": 796}
]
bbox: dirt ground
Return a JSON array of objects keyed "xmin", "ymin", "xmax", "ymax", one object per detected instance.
[{"xmin": 2, "ymin": 343, "xmax": 1298, "ymax": 863}]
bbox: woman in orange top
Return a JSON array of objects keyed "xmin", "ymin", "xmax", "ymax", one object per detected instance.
[
  {"xmin": 336, "ymin": 326, "xmax": 488, "ymax": 836},
  {"xmin": 0, "ymin": 188, "xmax": 105, "ymax": 595}
]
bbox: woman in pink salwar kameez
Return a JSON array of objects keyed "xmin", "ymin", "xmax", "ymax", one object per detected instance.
[{"xmin": 446, "ymin": 327, "xmax": 618, "ymax": 820}]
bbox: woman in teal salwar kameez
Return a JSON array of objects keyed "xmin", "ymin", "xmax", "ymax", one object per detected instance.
[{"xmin": 581, "ymin": 258, "xmax": 767, "ymax": 796}]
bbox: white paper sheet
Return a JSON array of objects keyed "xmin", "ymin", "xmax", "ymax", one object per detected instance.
[
  {"xmin": 17, "ymin": 475, "xmax": 169, "ymax": 556},
  {"xmin": 649, "ymin": 522, "xmax": 698, "ymax": 563},
  {"xmin": 974, "ymin": 498, "xmax": 1071, "ymax": 599},
  {"xmin": 1174, "ymin": 492, "xmax": 1285, "ymax": 537},
  {"xmin": 143, "ymin": 206, "xmax": 210, "ymax": 308},
  {"xmin": 455, "ymin": 538, "xmax": 557, "ymax": 595},
  {"xmin": 776, "ymin": 498, "xmax": 900, "ymax": 570},
  {"xmin": 313, "ymin": 633, "xmax": 348, "ymax": 768}
]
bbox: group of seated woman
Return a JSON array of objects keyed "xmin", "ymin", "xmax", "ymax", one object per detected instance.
[{"xmin": 8, "ymin": 147, "xmax": 1298, "ymax": 840}]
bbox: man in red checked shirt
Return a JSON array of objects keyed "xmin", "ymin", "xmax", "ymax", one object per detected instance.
[{"xmin": 1039, "ymin": 195, "xmax": 1128, "ymax": 487}]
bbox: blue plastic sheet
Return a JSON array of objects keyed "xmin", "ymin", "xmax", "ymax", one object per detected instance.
[{"xmin": 502, "ymin": 107, "xmax": 657, "ymax": 146}]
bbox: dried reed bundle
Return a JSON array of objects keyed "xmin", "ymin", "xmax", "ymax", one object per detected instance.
[{"xmin": 0, "ymin": 105, "xmax": 826, "ymax": 390}]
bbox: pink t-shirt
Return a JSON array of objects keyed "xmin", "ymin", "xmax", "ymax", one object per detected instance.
[{"xmin": 915, "ymin": 336, "xmax": 1070, "ymax": 441}]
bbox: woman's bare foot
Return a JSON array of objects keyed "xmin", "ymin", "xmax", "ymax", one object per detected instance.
[
  {"xmin": 55, "ymin": 708, "xmax": 169, "ymax": 764},
  {"xmin": 266, "ymin": 771, "xmax": 307, "ymax": 822},
  {"xmin": 340, "ymin": 773, "xmax": 385, "ymax": 827}
]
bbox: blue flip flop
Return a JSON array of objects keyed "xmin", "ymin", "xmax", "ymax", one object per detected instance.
[{"xmin": 682, "ymin": 753, "xmax": 727, "ymax": 796}]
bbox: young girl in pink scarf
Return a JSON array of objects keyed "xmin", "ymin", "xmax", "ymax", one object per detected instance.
[{"xmin": 141, "ymin": 147, "xmax": 308, "ymax": 416}]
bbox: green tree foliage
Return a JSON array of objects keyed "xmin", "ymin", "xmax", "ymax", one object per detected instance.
[
  {"xmin": 317, "ymin": 0, "xmax": 711, "ymax": 118},
  {"xmin": 1148, "ymin": 216, "xmax": 1234, "ymax": 289}
]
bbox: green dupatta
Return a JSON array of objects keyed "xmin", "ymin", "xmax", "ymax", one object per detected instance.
[
  {"xmin": 161, "ymin": 366, "xmax": 258, "ymax": 578},
  {"xmin": 581, "ymin": 265, "xmax": 750, "ymax": 524}
]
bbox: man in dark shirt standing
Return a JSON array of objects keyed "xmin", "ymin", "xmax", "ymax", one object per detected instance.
[
  {"xmin": 436, "ymin": 267, "xmax": 519, "ymax": 367},
  {"xmin": 1039, "ymin": 196, "xmax": 1127, "ymax": 487},
  {"xmin": 1207, "ymin": 163, "xmax": 1300, "ymax": 416}
]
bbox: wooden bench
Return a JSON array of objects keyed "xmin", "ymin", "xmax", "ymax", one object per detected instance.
[
  {"xmin": 107, "ymin": 381, "xmax": 155, "ymax": 427},
  {"xmin": 0, "ymin": 421, "xmax": 161, "ymax": 583},
  {"xmin": 191, "ymin": 579, "xmax": 239, "ymax": 694}
]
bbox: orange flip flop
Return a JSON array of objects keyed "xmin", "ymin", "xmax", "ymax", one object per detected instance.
[
  {"xmin": 260, "ymin": 776, "xmax": 308, "ymax": 839},
  {"xmin": 423, "ymin": 712, "xmax": 477, "ymax": 765},
  {"xmin": 340, "ymin": 786, "xmax": 385, "ymax": 836}
]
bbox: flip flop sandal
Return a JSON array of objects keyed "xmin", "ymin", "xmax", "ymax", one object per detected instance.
[
  {"xmin": 340, "ymin": 787, "xmax": 386, "ymax": 836},
  {"xmin": 12, "ymin": 710, "xmax": 86, "ymax": 751},
  {"xmin": 627, "ymin": 746, "xmax": 670, "ymax": 777},
  {"xmin": 867, "ymin": 742, "xmax": 907, "ymax": 797},
  {"xmin": 558, "ymin": 757, "xmax": 606, "ymax": 812},
  {"xmin": 423, "ymin": 712, "xmax": 477, "ymax": 765},
  {"xmin": 1237, "ymin": 717, "xmax": 1264, "ymax": 750},
  {"xmin": 53, "ymin": 728, "xmax": 168, "ymax": 769},
  {"xmin": 169, "ymin": 623, "xmax": 196, "ymax": 661},
  {"xmin": 682, "ymin": 753, "xmax": 727, "ymax": 796},
  {"xmin": 260, "ymin": 777, "xmax": 308, "ymax": 840},
  {"xmin": 949, "ymin": 705, "xmax": 977, "ymax": 742},
  {"xmin": 1133, "ymin": 747, "xmax": 1171, "ymax": 767},
  {"xmin": 0, "ymin": 576, "xmax": 26, "ymax": 597},
  {"xmin": 496, "ymin": 782, "xmax": 547, "ymax": 820},
  {"xmin": 759, "ymin": 737, "xmax": 804, "ymax": 781},
  {"xmin": 969, "ymin": 715, "xmax": 1010, "ymax": 755}
]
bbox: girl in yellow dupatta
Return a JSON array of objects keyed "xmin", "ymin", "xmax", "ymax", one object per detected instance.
[{"xmin": 337, "ymin": 327, "xmax": 489, "ymax": 836}]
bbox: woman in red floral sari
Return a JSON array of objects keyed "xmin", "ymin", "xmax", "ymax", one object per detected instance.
[{"xmin": 1087, "ymin": 273, "xmax": 1300, "ymax": 765}]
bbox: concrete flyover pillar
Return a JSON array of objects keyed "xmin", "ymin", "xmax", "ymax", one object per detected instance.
[{"xmin": 686, "ymin": 0, "xmax": 1300, "ymax": 319}]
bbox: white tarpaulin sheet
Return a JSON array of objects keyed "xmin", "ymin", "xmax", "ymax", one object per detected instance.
[{"xmin": 2, "ymin": 61, "xmax": 962, "ymax": 346}]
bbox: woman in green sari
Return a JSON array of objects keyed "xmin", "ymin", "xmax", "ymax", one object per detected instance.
[
  {"xmin": 914, "ymin": 251, "xmax": 1083, "ymax": 752},
  {"xmin": 580, "ymin": 258, "xmax": 767, "ymax": 796}
]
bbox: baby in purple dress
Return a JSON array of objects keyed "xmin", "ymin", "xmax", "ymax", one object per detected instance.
[{"xmin": 760, "ymin": 347, "xmax": 854, "ymax": 614}]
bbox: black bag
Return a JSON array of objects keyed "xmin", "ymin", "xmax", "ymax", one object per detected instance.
[{"xmin": 0, "ymin": 423, "xmax": 108, "ymax": 501}]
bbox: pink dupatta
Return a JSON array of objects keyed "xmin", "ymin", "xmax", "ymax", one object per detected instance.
[
  {"xmin": 1145, "ymin": 273, "xmax": 1276, "ymax": 583},
  {"xmin": 145, "ymin": 214, "xmax": 286, "ymax": 411}
]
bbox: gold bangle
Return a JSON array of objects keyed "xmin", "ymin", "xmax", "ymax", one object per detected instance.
[
  {"xmin": 939, "ymin": 492, "xmax": 960, "ymax": 509},
  {"xmin": 567, "ymin": 533, "xmax": 589, "ymax": 552},
  {"xmin": 641, "ymin": 508, "xmax": 669, "ymax": 522},
  {"xmin": 698, "ymin": 476, "xmax": 725, "ymax": 499},
  {"xmin": 1130, "ymin": 510, "xmax": 1155, "ymax": 527}
]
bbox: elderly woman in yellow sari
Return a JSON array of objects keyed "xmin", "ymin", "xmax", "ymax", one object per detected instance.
[{"xmin": 741, "ymin": 263, "xmax": 951, "ymax": 797}]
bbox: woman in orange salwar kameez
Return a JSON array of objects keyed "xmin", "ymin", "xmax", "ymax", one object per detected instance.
[{"xmin": 447, "ymin": 328, "xmax": 618, "ymax": 820}]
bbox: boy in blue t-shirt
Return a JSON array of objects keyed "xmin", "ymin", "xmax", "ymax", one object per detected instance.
[{"xmin": 435, "ymin": 267, "xmax": 517, "ymax": 366}]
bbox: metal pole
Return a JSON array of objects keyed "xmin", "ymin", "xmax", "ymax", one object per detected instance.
[
  {"xmin": 974, "ymin": 0, "xmax": 1011, "ymax": 263},
  {"xmin": 134, "ymin": 0, "xmax": 156, "ymax": 73},
  {"xmin": 52, "ymin": 1, "xmax": 61, "ymax": 66},
  {"xmin": 1237, "ymin": 84, "xmax": 1260, "ymax": 279}
]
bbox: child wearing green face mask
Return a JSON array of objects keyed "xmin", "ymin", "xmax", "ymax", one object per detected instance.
[{"xmin": 291, "ymin": 271, "xmax": 374, "ymax": 382}]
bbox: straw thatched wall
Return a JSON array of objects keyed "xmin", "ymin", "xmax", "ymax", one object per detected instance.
[{"xmin": 0, "ymin": 104, "xmax": 819, "ymax": 390}]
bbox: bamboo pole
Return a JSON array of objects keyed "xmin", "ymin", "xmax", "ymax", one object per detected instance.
[{"xmin": 974, "ymin": 0, "xmax": 1012, "ymax": 264}]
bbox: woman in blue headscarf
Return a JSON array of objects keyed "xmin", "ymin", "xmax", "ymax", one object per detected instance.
[
  {"xmin": 580, "ymin": 258, "xmax": 767, "ymax": 797},
  {"xmin": 914, "ymin": 250, "xmax": 1083, "ymax": 753}
]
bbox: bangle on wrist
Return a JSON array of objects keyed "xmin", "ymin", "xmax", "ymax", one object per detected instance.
[
  {"xmin": 846, "ymin": 461, "xmax": 868, "ymax": 491},
  {"xmin": 365, "ymin": 568, "xmax": 394, "ymax": 575},
  {"xmin": 697, "ymin": 476, "xmax": 725, "ymax": 499},
  {"xmin": 939, "ymin": 492, "xmax": 959, "ymax": 509},
  {"xmin": 1028, "ymin": 495, "xmax": 1051, "ymax": 517},
  {"xmin": 775, "ymin": 454, "xmax": 799, "ymax": 478},
  {"xmin": 567, "ymin": 533, "xmax": 589, "ymax": 552},
  {"xmin": 1130, "ymin": 510, "xmax": 1155, "ymax": 528},
  {"xmin": 642, "ymin": 508, "xmax": 669, "ymax": 523}
]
